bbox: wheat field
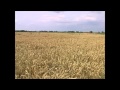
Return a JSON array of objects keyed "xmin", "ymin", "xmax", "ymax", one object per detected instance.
[{"xmin": 15, "ymin": 32, "xmax": 105, "ymax": 79}]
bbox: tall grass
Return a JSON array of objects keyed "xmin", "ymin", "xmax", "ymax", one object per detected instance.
[{"xmin": 15, "ymin": 32, "xmax": 105, "ymax": 79}]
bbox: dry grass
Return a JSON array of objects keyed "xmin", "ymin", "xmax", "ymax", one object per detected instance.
[{"xmin": 15, "ymin": 32, "xmax": 105, "ymax": 79}]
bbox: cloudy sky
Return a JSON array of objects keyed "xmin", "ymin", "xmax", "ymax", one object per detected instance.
[{"xmin": 15, "ymin": 11, "xmax": 105, "ymax": 32}]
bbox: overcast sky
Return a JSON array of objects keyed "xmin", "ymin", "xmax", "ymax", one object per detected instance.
[{"xmin": 15, "ymin": 11, "xmax": 105, "ymax": 32}]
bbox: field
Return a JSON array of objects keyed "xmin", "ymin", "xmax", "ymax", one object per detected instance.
[{"xmin": 15, "ymin": 32, "xmax": 105, "ymax": 79}]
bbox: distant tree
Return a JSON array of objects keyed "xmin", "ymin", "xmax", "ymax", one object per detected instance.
[
  {"xmin": 97, "ymin": 31, "xmax": 100, "ymax": 33},
  {"xmin": 17, "ymin": 30, "xmax": 26, "ymax": 32},
  {"xmin": 89, "ymin": 31, "xmax": 93, "ymax": 33},
  {"xmin": 49, "ymin": 31, "xmax": 53, "ymax": 32},
  {"xmin": 67, "ymin": 31, "xmax": 75, "ymax": 33},
  {"xmin": 101, "ymin": 31, "xmax": 104, "ymax": 33},
  {"xmin": 76, "ymin": 31, "xmax": 79, "ymax": 33}
]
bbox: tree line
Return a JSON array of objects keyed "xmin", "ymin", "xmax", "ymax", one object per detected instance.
[{"xmin": 15, "ymin": 30, "xmax": 105, "ymax": 33}]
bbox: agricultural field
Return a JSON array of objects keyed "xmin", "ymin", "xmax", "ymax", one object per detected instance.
[{"xmin": 15, "ymin": 32, "xmax": 105, "ymax": 79}]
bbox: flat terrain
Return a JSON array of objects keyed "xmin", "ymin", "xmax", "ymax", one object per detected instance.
[{"xmin": 15, "ymin": 32, "xmax": 105, "ymax": 79}]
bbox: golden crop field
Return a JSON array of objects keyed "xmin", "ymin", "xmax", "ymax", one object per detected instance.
[{"xmin": 15, "ymin": 32, "xmax": 105, "ymax": 79}]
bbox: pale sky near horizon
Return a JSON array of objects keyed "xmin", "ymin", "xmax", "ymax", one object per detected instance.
[{"xmin": 15, "ymin": 11, "xmax": 105, "ymax": 32}]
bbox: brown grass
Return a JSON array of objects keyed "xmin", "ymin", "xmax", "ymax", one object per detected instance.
[{"xmin": 15, "ymin": 32, "xmax": 105, "ymax": 79}]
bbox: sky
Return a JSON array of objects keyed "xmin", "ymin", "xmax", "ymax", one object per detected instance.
[{"xmin": 15, "ymin": 11, "xmax": 105, "ymax": 32}]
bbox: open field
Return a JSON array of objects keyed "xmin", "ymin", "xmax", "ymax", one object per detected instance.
[{"xmin": 15, "ymin": 32, "xmax": 105, "ymax": 79}]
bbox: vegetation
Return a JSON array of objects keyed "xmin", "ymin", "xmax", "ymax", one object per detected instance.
[
  {"xmin": 15, "ymin": 30, "xmax": 105, "ymax": 34},
  {"xmin": 89, "ymin": 31, "xmax": 93, "ymax": 33},
  {"xmin": 15, "ymin": 32, "xmax": 105, "ymax": 79}
]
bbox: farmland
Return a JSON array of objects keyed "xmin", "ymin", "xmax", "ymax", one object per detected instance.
[{"xmin": 15, "ymin": 32, "xmax": 105, "ymax": 79}]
